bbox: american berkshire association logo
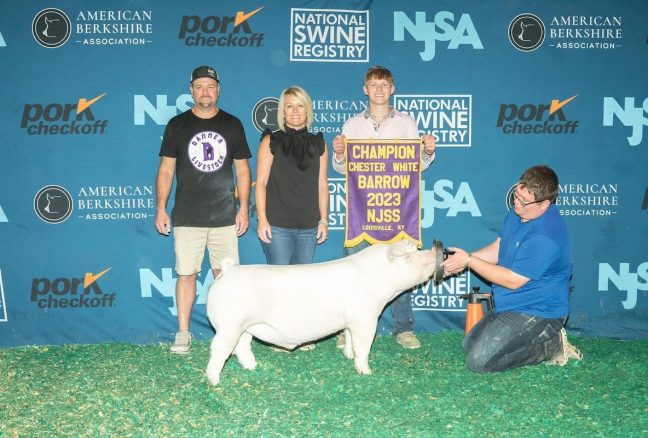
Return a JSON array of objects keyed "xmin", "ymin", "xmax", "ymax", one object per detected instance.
[
  {"xmin": 252, "ymin": 97, "xmax": 279, "ymax": 133},
  {"xmin": 33, "ymin": 8, "xmax": 71, "ymax": 48},
  {"xmin": 508, "ymin": 13, "xmax": 545, "ymax": 51},
  {"xmin": 34, "ymin": 185, "xmax": 73, "ymax": 224}
]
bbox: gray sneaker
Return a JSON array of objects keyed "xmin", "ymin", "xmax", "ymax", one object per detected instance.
[
  {"xmin": 395, "ymin": 331, "xmax": 421, "ymax": 349},
  {"xmin": 546, "ymin": 328, "xmax": 583, "ymax": 366},
  {"xmin": 170, "ymin": 331, "xmax": 193, "ymax": 354}
]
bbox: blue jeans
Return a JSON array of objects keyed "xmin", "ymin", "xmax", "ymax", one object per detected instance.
[
  {"xmin": 345, "ymin": 241, "xmax": 414, "ymax": 335},
  {"xmin": 462, "ymin": 311, "xmax": 565, "ymax": 373},
  {"xmin": 261, "ymin": 226, "xmax": 318, "ymax": 265}
]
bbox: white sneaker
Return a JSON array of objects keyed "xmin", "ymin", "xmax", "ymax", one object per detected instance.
[
  {"xmin": 170, "ymin": 331, "xmax": 193, "ymax": 354},
  {"xmin": 546, "ymin": 328, "xmax": 583, "ymax": 366}
]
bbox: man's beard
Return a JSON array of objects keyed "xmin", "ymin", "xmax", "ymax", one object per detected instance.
[{"xmin": 194, "ymin": 97, "xmax": 214, "ymax": 110}]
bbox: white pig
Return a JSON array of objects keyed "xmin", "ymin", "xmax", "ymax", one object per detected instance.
[{"xmin": 205, "ymin": 239, "xmax": 440, "ymax": 386}]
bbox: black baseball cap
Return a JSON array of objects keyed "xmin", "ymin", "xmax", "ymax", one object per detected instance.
[{"xmin": 191, "ymin": 66, "xmax": 219, "ymax": 83}]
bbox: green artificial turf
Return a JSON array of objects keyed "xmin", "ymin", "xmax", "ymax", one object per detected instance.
[{"xmin": 1, "ymin": 331, "xmax": 646, "ymax": 437}]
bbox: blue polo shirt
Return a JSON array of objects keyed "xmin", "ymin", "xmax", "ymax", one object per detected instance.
[{"xmin": 493, "ymin": 204, "xmax": 572, "ymax": 318}]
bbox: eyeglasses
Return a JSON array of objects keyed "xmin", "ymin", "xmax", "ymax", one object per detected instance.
[{"xmin": 509, "ymin": 185, "xmax": 545, "ymax": 207}]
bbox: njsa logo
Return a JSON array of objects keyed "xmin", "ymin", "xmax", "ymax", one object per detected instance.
[
  {"xmin": 603, "ymin": 97, "xmax": 648, "ymax": 146},
  {"xmin": 140, "ymin": 268, "xmax": 214, "ymax": 315},
  {"xmin": 394, "ymin": 10, "xmax": 483, "ymax": 61},
  {"xmin": 134, "ymin": 94, "xmax": 193, "ymax": 126},
  {"xmin": 599, "ymin": 262, "xmax": 647, "ymax": 310}
]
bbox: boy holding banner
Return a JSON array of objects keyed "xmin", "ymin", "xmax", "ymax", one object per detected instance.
[{"xmin": 331, "ymin": 66, "xmax": 436, "ymax": 349}]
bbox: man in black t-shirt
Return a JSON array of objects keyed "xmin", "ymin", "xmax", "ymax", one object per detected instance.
[{"xmin": 155, "ymin": 65, "xmax": 252, "ymax": 354}]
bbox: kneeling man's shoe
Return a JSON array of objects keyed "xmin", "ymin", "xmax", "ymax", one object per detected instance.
[{"xmin": 546, "ymin": 328, "xmax": 583, "ymax": 366}]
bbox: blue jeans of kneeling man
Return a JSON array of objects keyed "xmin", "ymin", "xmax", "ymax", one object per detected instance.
[
  {"xmin": 344, "ymin": 240, "xmax": 414, "ymax": 336},
  {"xmin": 462, "ymin": 311, "xmax": 565, "ymax": 373},
  {"xmin": 261, "ymin": 225, "xmax": 318, "ymax": 265}
]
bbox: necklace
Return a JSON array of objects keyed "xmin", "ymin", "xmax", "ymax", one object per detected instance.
[{"xmin": 366, "ymin": 108, "xmax": 394, "ymax": 132}]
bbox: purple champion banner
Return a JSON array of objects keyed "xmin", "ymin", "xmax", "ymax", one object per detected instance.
[{"xmin": 344, "ymin": 139, "xmax": 422, "ymax": 248}]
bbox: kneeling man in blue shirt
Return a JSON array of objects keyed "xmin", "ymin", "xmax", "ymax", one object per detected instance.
[{"xmin": 443, "ymin": 165, "xmax": 582, "ymax": 372}]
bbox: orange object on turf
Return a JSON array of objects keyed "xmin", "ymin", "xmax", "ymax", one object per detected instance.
[{"xmin": 461, "ymin": 287, "xmax": 493, "ymax": 335}]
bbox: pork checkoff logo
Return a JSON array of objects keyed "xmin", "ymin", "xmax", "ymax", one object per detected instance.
[
  {"xmin": 496, "ymin": 95, "xmax": 579, "ymax": 134},
  {"xmin": 21, "ymin": 93, "xmax": 108, "ymax": 135},
  {"xmin": 178, "ymin": 6, "xmax": 265, "ymax": 47},
  {"xmin": 290, "ymin": 8, "xmax": 369, "ymax": 62},
  {"xmin": 31, "ymin": 268, "xmax": 116, "ymax": 309}
]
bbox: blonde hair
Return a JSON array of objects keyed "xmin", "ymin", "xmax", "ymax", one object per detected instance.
[
  {"xmin": 364, "ymin": 65, "xmax": 394, "ymax": 86},
  {"xmin": 277, "ymin": 86, "xmax": 314, "ymax": 131}
]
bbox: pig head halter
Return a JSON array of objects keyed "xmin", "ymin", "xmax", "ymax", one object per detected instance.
[{"xmin": 432, "ymin": 239, "xmax": 447, "ymax": 285}]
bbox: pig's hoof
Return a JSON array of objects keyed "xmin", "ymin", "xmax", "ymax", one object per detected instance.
[
  {"xmin": 343, "ymin": 347, "xmax": 354, "ymax": 360},
  {"xmin": 355, "ymin": 365, "xmax": 372, "ymax": 375},
  {"xmin": 205, "ymin": 369, "xmax": 221, "ymax": 386},
  {"xmin": 239, "ymin": 358, "xmax": 257, "ymax": 370}
]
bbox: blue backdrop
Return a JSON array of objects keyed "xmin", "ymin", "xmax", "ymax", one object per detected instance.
[{"xmin": 1, "ymin": 0, "xmax": 647, "ymax": 347}]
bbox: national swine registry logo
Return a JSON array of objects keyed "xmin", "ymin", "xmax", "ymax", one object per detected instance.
[
  {"xmin": 33, "ymin": 8, "xmax": 71, "ymax": 48},
  {"xmin": 189, "ymin": 131, "xmax": 227, "ymax": 173},
  {"xmin": 394, "ymin": 94, "xmax": 472, "ymax": 147},
  {"xmin": 34, "ymin": 185, "xmax": 73, "ymax": 224},
  {"xmin": 508, "ymin": 13, "xmax": 545, "ymax": 51},
  {"xmin": 290, "ymin": 8, "xmax": 369, "ymax": 62},
  {"xmin": 412, "ymin": 271, "xmax": 470, "ymax": 312}
]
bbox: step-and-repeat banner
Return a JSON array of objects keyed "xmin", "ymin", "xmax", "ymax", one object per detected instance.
[{"xmin": 1, "ymin": 0, "xmax": 646, "ymax": 347}]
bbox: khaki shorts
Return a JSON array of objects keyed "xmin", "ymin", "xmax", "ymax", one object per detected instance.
[{"xmin": 173, "ymin": 225, "xmax": 239, "ymax": 275}]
